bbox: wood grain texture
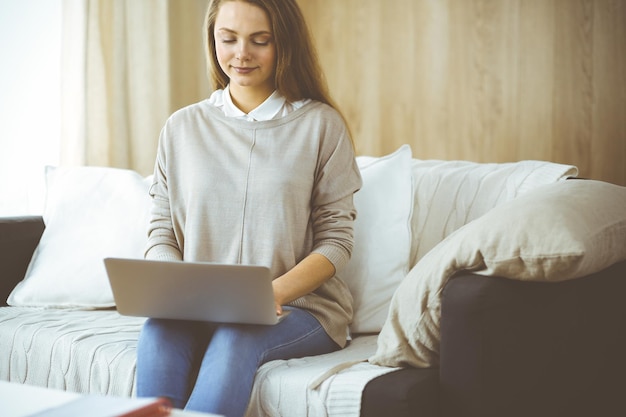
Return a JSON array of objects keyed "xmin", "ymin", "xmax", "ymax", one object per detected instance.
[{"xmin": 298, "ymin": 0, "xmax": 626, "ymax": 185}]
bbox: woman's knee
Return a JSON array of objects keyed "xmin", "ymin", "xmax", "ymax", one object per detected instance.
[
  {"xmin": 141, "ymin": 318, "xmax": 207, "ymax": 340},
  {"xmin": 138, "ymin": 318, "xmax": 211, "ymax": 361},
  {"xmin": 141, "ymin": 318, "xmax": 176, "ymax": 338}
]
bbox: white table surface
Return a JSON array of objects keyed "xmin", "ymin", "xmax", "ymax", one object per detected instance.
[{"xmin": 0, "ymin": 381, "xmax": 221, "ymax": 417}]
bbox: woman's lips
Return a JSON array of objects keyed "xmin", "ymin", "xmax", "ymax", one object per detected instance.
[{"xmin": 233, "ymin": 66, "xmax": 256, "ymax": 74}]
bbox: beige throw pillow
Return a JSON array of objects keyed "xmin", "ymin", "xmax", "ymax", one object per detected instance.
[{"xmin": 370, "ymin": 179, "xmax": 626, "ymax": 368}]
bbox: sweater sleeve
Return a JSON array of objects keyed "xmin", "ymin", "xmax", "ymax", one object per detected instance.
[
  {"xmin": 310, "ymin": 116, "xmax": 362, "ymax": 271},
  {"xmin": 144, "ymin": 123, "xmax": 183, "ymax": 262}
]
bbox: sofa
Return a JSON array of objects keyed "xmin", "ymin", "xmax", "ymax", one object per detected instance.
[{"xmin": 2, "ymin": 144, "xmax": 625, "ymax": 417}]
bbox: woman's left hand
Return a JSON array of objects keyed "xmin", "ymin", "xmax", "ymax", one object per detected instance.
[{"xmin": 275, "ymin": 303, "xmax": 283, "ymax": 316}]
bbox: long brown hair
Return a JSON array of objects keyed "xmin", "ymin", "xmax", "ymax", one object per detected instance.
[{"xmin": 204, "ymin": 0, "xmax": 338, "ymax": 109}]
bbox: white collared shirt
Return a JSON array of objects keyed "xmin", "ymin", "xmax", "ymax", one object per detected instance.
[{"xmin": 207, "ymin": 85, "xmax": 311, "ymax": 121}]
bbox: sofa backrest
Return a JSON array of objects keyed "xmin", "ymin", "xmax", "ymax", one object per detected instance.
[{"xmin": 407, "ymin": 159, "xmax": 578, "ymax": 268}]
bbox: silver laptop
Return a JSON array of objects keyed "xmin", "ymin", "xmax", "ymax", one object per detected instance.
[{"xmin": 103, "ymin": 257, "xmax": 289, "ymax": 325}]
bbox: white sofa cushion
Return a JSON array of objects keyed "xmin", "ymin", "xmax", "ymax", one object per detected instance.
[
  {"xmin": 7, "ymin": 166, "xmax": 152, "ymax": 308},
  {"xmin": 0, "ymin": 307, "xmax": 144, "ymax": 395},
  {"xmin": 338, "ymin": 145, "xmax": 413, "ymax": 334}
]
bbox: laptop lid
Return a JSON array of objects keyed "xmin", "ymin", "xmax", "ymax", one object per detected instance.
[{"xmin": 103, "ymin": 257, "xmax": 284, "ymax": 325}]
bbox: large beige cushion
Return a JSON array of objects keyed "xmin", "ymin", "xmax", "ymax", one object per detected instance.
[{"xmin": 370, "ymin": 179, "xmax": 626, "ymax": 368}]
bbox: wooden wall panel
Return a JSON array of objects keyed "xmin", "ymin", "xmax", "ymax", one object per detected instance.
[
  {"xmin": 298, "ymin": 0, "xmax": 626, "ymax": 185},
  {"xmin": 552, "ymin": 0, "xmax": 594, "ymax": 181},
  {"xmin": 591, "ymin": 0, "xmax": 626, "ymax": 186}
]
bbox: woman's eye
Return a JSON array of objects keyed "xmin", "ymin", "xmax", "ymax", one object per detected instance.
[
  {"xmin": 252, "ymin": 37, "xmax": 272, "ymax": 46},
  {"xmin": 221, "ymin": 39, "xmax": 236, "ymax": 44}
]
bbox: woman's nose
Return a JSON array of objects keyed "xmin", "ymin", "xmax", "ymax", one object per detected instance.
[{"xmin": 236, "ymin": 41, "xmax": 251, "ymax": 61}]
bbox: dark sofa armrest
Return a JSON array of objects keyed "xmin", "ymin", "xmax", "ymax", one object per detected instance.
[
  {"xmin": 0, "ymin": 216, "xmax": 45, "ymax": 306},
  {"xmin": 439, "ymin": 260, "xmax": 626, "ymax": 417}
]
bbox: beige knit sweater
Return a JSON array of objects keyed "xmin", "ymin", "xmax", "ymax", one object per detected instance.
[{"xmin": 145, "ymin": 99, "xmax": 362, "ymax": 347}]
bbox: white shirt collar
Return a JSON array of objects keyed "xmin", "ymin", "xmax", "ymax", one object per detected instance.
[{"xmin": 208, "ymin": 85, "xmax": 310, "ymax": 121}]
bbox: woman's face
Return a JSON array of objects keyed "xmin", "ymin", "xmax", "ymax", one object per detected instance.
[{"xmin": 214, "ymin": 1, "xmax": 276, "ymax": 98}]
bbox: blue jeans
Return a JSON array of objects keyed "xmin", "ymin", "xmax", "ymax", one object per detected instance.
[{"xmin": 136, "ymin": 307, "xmax": 339, "ymax": 417}]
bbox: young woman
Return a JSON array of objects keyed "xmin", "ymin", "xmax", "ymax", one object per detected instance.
[{"xmin": 135, "ymin": 1, "xmax": 362, "ymax": 416}]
